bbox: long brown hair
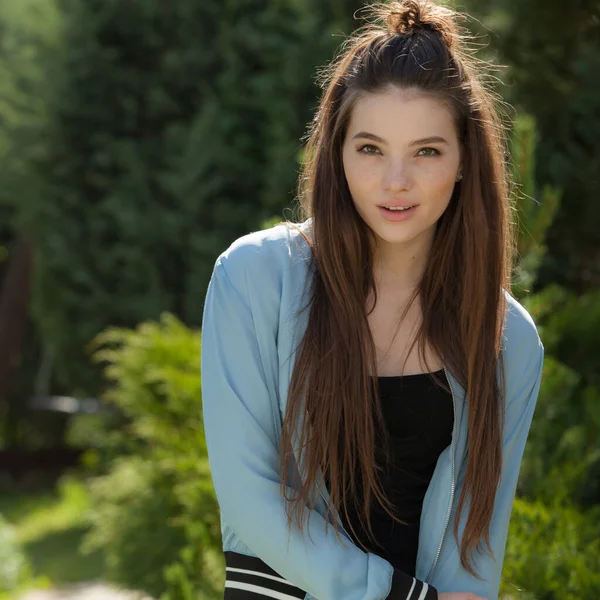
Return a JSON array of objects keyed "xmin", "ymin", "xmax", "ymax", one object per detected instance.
[{"xmin": 278, "ymin": 0, "xmax": 513, "ymax": 580}]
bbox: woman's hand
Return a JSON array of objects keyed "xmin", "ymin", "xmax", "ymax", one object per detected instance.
[{"xmin": 438, "ymin": 593, "xmax": 489, "ymax": 600}]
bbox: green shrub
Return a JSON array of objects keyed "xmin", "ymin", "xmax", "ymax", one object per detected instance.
[
  {"xmin": 0, "ymin": 513, "xmax": 49, "ymax": 598},
  {"xmin": 501, "ymin": 497, "xmax": 600, "ymax": 599},
  {"xmin": 82, "ymin": 457, "xmax": 189, "ymax": 597},
  {"xmin": 82, "ymin": 313, "xmax": 223, "ymax": 599},
  {"xmin": 0, "ymin": 514, "xmax": 30, "ymax": 594}
]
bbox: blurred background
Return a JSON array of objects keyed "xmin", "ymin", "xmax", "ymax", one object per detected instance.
[{"xmin": 0, "ymin": 0, "xmax": 598, "ymax": 598}]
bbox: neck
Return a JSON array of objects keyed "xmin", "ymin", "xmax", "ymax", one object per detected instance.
[{"xmin": 372, "ymin": 230, "xmax": 434, "ymax": 291}]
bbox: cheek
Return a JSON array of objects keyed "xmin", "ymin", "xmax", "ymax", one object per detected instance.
[
  {"xmin": 343, "ymin": 154, "xmax": 361, "ymax": 194},
  {"xmin": 421, "ymin": 159, "xmax": 453, "ymax": 180},
  {"xmin": 344, "ymin": 155, "xmax": 377, "ymax": 192},
  {"xmin": 436, "ymin": 171, "xmax": 456, "ymax": 190},
  {"xmin": 422, "ymin": 164, "xmax": 457, "ymax": 193}
]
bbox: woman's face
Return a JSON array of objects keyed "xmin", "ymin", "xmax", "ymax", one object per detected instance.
[{"xmin": 342, "ymin": 87, "xmax": 462, "ymax": 254}]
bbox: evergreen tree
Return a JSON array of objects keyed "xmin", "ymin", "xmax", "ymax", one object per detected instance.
[
  {"xmin": 6, "ymin": 0, "xmax": 363, "ymax": 395},
  {"xmin": 456, "ymin": 0, "xmax": 600, "ymax": 292}
]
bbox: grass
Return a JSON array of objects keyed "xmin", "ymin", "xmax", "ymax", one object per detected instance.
[{"xmin": 0, "ymin": 475, "xmax": 106, "ymax": 587}]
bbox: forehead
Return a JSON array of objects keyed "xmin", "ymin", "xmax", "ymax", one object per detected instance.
[{"xmin": 347, "ymin": 88, "xmax": 457, "ymax": 140}]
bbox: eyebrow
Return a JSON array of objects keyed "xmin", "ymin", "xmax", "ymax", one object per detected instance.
[{"xmin": 351, "ymin": 132, "xmax": 450, "ymax": 146}]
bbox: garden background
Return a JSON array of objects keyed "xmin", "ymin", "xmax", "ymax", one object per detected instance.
[{"xmin": 0, "ymin": 0, "xmax": 599, "ymax": 598}]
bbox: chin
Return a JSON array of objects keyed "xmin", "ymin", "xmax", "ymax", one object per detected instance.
[
  {"xmin": 378, "ymin": 229, "xmax": 422, "ymax": 245},
  {"xmin": 373, "ymin": 218, "xmax": 438, "ymax": 246}
]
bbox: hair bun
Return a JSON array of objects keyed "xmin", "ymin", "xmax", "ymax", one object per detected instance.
[{"xmin": 377, "ymin": 0, "xmax": 459, "ymax": 51}]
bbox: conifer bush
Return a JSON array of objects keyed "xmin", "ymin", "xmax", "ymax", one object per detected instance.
[{"xmin": 82, "ymin": 314, "xmax": 223, "ymax": 599}]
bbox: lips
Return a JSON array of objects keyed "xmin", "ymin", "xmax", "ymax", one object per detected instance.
[{"xmin": 378, "ymin": 205, "xmax": 418, "ymax": 221}]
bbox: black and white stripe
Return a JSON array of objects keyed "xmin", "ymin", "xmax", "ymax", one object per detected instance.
[
  {"xmin": 388, "ymin": 568, "xmax": 439, "ymax": 600},
  {"xmin": 224, "ymin": 551, "xmax": 306, "ymax": 599},
  {"xmin": 223, "ymin": 552, "xmax": 438, "ymax": 600}
]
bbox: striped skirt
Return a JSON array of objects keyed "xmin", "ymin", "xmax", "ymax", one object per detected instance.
[{"xmin": 224, "ymin": 551, "xmax": 306, "ymax": 599}]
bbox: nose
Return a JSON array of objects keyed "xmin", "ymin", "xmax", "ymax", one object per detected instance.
[{"xmin": 382, "ymin": 159, "xmax": 411, "ymax": 191}]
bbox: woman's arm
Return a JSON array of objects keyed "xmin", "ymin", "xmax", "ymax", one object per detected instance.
[{"xmin": 201, "ymin": 251, "xmax": 439, "ymax": 600}]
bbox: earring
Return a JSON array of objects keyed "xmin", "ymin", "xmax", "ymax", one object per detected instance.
[{"xmin": 455, "ymin": 171, "xmax": 463, "ymax": 182}]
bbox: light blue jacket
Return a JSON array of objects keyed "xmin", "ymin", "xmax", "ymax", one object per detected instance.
[{"xmin": 201, "ymin": 217, "xmax": 544, "ymax": 600}]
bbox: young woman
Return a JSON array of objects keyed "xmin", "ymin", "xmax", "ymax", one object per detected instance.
[{"xmin": 201, "ymin": 1, "xmax": 544, "ymax": 599}]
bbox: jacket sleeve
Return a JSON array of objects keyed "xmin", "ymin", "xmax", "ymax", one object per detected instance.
[
  {"xmin": 201, "ymin": 255, "xmax": 438, "ymax": 600},
  {"xmin": 437, "ymin": 327, "xmax": 545, "ymax": 600}
]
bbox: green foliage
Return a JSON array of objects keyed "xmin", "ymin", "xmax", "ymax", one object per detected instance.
[
  {"xmin": 525, "ymin": 285, "xmax": 600, "ymax": 385},
  {"xmin": 0, "ymin": 477, "xmax": 103, "ymax": 589},
  {"xmin": 517, "ymin": 286, "xmax": 600, "ymax": 518},
  {"xmin": 517, "ymin": 353, "xmax": 600, "ymax": 504},
  {"xmin": 501, "ymin": 107, "xmax": 600, "ymax": 596},
  {"xmin": 501, "ymin": 350, "xmax": 600, "ymax": 597},
  {"xmin": 0, "ymin": 0, "xmax": 361, "ymax": 397},
  {"xmin": 0, "ymin": 0, "xmax": 61, "ymax": 173},
  {"xmin": 82, "ymin": 313, "xmax": 223, "ymax": 599},
  {"xmin": 458, "ymin": 0, "xmax": 600, "ymax": 292},
  {"xmin": 0, "ymin": 512, "xmax": 53, "ymax": 598},
  {"xmin": 0, "ymin": 514, "xmax": 32, "ymax": 595},
  {"xmin": 501, "ymin": 498, "xmax": 600, "ymax": 600},
  {"xmin": 509, "ymin": 113, "xmax": 561, "ymax": 299},
  {"xmin": 81, "ymin": 457, "xmax": 190, "ymax": 597}
]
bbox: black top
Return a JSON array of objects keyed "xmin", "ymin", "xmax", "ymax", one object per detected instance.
[{"xmin": 324, "ymin": 368, "xmax": 454, "ymax": 598}]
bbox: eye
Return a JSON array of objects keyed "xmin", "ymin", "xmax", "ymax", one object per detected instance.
[
  {"xmin": 357, "ymin": 144, "xmax": 380, "ymax": 155},
  {"xmin": 417, "ymin": 147, "xmax": 441, "ymax": 157}
]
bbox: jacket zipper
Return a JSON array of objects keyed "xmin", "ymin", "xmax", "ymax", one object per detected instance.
[{"xmin": 425, "ymin": 366, "xmax": 457, "ymax": 583}]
